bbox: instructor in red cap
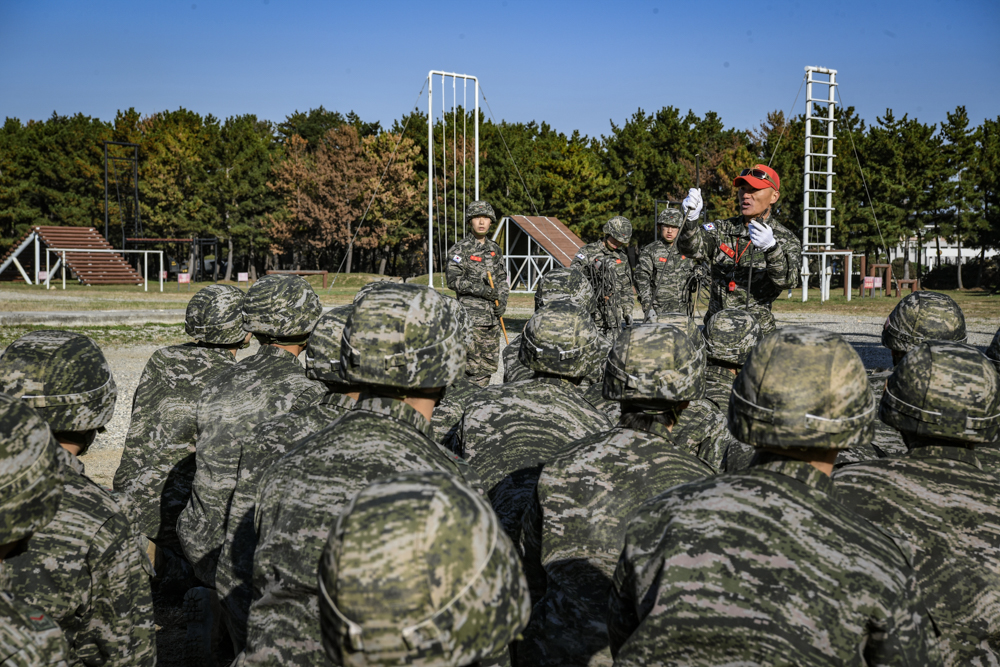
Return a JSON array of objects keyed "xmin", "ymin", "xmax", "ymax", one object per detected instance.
[{"xmin": 677, "ymin": 164, "xmax": 801, "ymax": 333}]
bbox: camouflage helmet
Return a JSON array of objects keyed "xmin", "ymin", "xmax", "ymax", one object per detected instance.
[
  {"xmin": 703, "ymin": 309, "xmax": 763, "ymax": 367},
  {"xmin": 518, "ymin": 302, "xmax": 604, "ymax": 378},
  {"xmin": 0, "ymin": 330, "xmax": 117, "ymax": 434},
  {"xmin": 603, "ymin": 323, "xmax": 706, "ymax": 408},
  {"xmin": 534, "ymin": 266, "xmax": 596, "ymax": 313},
  {"xmin": 241, "ymin": 274, "xmax": 322, "ymax": 339},
  {"xmin": 881, "ymin": 291, "xmax": 967, "ymax": 353},
  {"xmin": 729, "ymin": 326, "xmax": 875, "ymax": 451},
  {"xmin": 986, "ymin": 326, "xmax": 1000, "ymax": 374},
  {"xmin": 319, "ymin": 471, "xmax": 531, "ymax": 667},
  {"xmin": 341, "ymin": 283, "xmax": 466, "ymax": 390},
  {"xmin": 305, "ymin": 305, "xmax": 354, "ymax": 385},
  {"xmin": 880, "ymin": 341, "xmax": 1000, "ymax": 444},
  {"xmin": 465, "ymin": 200, "xmax": 496, "ymax": 224},
  {"xmin": 353, "ymin": 280, "xmax": 391, "ymax": 305},
  {"xmin": 656, "ymin": 207, "xmax": 684, "ymax": 229},
  {"xmin": 603, "ymin": 215, "xmax": 632, "ymax": 244},
  {"xmin": 184, "ymin": 284, "xmax": 246, "ymax": 345},
  {"xmin": 656, "ymin": 312, "xmax": 706, "ymax": 358},
  {"xmin": 0, "ymin": 394, "xmax": 64, "ymax": 545}
]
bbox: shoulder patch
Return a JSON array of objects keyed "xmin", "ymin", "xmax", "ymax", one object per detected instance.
[
  {"xmin": 657, "ymin": 257, "xmax": 667, "ymax": 263},
  {"xmin": 452, "ymin": 255, "xmax": 461, "ymax": 264},
  {"xmin": 490, "ymin": 251, "xmax": 495, "ymax": 257},
  {"xmin": 702, "ymin": 223, "xmax": 715, "ymax": 231},
  {"xmin": 575, "ymin": 253, "xmax": 586, "ymax": 260}
]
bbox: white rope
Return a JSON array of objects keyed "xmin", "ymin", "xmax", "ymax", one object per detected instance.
[{"xmin": 480, "ymin": 84, "xmax": 540, "ymax": 216}]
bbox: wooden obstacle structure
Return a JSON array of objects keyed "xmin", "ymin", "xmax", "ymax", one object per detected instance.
[{"xmin": 0, "ymin": 226, "xmax": 144, "ymax": 285}]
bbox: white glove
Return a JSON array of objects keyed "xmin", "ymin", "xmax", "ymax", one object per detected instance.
[
  {"xmin": 748, "ymin": 221, "xmax": 776, "ymax": 251},
  {"xmin": 682, "ymin": 188, "xmax": 703, "ymax": 221}
]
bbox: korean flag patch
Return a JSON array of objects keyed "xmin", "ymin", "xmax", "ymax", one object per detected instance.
[
  {"xmin": 452, "ymin": 254, "xmax": 462, "ymax": 264},
  {"xmin": 702, "ymin": 223, "xmax": 715, "ymax": 231},
  {"xmin": 575, "ymin": 252, "xmax": 587, "ymax": 260}
]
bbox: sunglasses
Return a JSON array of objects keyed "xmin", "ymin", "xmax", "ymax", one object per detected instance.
[{"xmin": 738, "ymin": 168, "xmax": 776, "ymax": 185}]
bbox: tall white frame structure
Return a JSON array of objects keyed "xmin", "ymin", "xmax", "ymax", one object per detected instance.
[
  {"xmin": 427, "ymin": 70, "xmax": 478, "ymax": 289},
  {"xmin": 801, "ymin": 66, "xmax": 851, "ymax": 302}
]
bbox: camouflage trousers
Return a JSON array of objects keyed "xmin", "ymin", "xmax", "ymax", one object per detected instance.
[{"xmin": 467, "ymin": 325, "xmax": 500, "ymax": 386}]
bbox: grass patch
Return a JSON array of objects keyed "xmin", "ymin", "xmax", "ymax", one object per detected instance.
[{"xmin": 0, "ymin": 323, "xmax": 188, "ymax": 349}]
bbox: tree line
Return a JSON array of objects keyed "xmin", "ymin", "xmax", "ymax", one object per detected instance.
[{"xmin": 1, "ymin": 102, "xmax": 997, "ymax": 284}]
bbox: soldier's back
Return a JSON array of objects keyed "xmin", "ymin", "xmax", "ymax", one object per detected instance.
[
  {"xmin": 519, "ymin": 425, "xmax": 713, "ymax": 667},
  {"xmin": 431, "ymin": 375, "xmax": 481, "ymax": 444},
  {"xmin": 609, "ymin": 456, "xmax": 937, "ymax": 666},
  {"xmin": 243, "ymin": 396, "xmax": 467, "ymax": 666},
  {"xmin": 5, "ymin": 450, "xmax": 155, "ymax": 667},
  {"xmin": 114, "ymin": 343, "xmax": 237, "ymax": 545},
  {"xmin": 834, "ymin": 448, "xmax": 1000, "ymax": 664},
  {"xmin": 215, "ymin": 391, "xmax": 355, "ymax": 649},
  {"xmin": 458, "ymin": 377, "xmax": 612, "ymax": 540},
  {"xmin": 177, "ymin": 344, "xmax": 325, "ymax": 585},
  {"xmin": 0, "ymin": 593, "xmax": 70, "ymax": 667}
]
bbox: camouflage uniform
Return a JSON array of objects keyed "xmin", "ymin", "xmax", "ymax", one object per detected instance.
[
  {"xmin": 859, "ymin": 291, "xmax": 971, "ymax": 463},
  {"xmin": 982, "ymin": 326, "xmax": 1000, "ymax": 476},
  {"xmin": 451, "ymin": 302, "xmax": 612, "ymax": 543},
  {"xmin": 571, "ymin": 216, "xmax": 636, "ymax": 334},
  {"xmin": 0, "ymin": 332, "xmax": 156, "ymax": 667},
  {"xmin": 987, "ymin": 326, "xmax": 1000, "ymax": 374},
  {"xmin": 242, "ymin": 283, "xmax": 475, "ymax": 666},
  {"xmin": 834, "ymin": 341, "xmax": 1000, "ymax": 665},
  {"xmin": 0, "ymin": 394, "xmax": 70, "ymax": 667},
  {"xmin": 634, "ymin": 208, "xmax": 698, "ymax": 317},
  {"xmin": 446, "ymin": 200, "xmax": 509, "ymax": 385},
  {"xmin": 504, "ymin": 266, "xmax": 598, "ymax": 384},
  {"xmin": 608, "ymin": 327, "xmax": 940, "ymax": 666},
  {"xmin": 215, "ymin": 305, "xmax": 357, "ymax": 649},
  {"xmin": 114, "ymin": 284, "xmax": 244, "ymax": 549},
  {"xmin": 676, "ymin": 210, "xmax": 800, "ymax": 333},
  {"xmin": 518, "ymin": 324, "xmax": 714, "ymax": 667},
  {"xmin": 319, "ymin": 471, "xmax": 531, "ymax": 667},
  {"xmin": 429, "ymin": 299, "xmax": 480, "ymax": 445},
  {"xmin": 177, "ymin": 274, "xmax": 325, "ymax": 590}
]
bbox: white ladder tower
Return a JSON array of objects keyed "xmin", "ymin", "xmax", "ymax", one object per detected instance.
[{"xmin": 801, "ymin": 66, "xmax": 850, "ymax": 302}]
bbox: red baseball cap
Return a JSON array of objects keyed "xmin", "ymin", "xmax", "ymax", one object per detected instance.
[{"xmin": 733, "ymin": 164, "xmax": 780, "ymax": 192}]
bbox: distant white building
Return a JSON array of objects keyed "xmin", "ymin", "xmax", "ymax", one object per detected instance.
[{"xmin": 890, "ymin": 226, "xmax": 997, "ymax": 267}]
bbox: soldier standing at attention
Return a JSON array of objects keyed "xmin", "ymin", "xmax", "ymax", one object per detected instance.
[
  {"xmin": 446, "ymin": 200, "xmax": 508, "ymax": 386},
  {"xmin": 678, "ymin": 164, "xmax": 801, "ymax": 333},
  {"xmin": 571, "ymin": 216, "xmax": 636, "ymax": 335},
  {"xmin": 834, "ymin": 342, "xmax": 1000, "ymax": 665},
  {"xmin": 607, "ymin": 327, "xmax": 941, "ymax": 666},
  {"xmin": 635, "ymin": 207, "xmax": 698, "ymax": 321}
]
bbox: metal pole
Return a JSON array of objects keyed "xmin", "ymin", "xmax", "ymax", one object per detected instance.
[
  {"xmin": 453, "ymin": 76, "xmax": 457, "ymax": 247},
  {"xmin": 33, "ymin": 232, "xmax": 39, "ymax": 284},
  {"xmin": 104, "ymin": 142, "xmax": 109, "ymax": 242},
  {"xmin": 846, "ymin": 252, "xmax": 852, "ymax": 302},
  {"xmin": 45, "ymin": 250, "xmax": 50, "ymax": 289},
  {"xmin": 802, "ymin": 70, "xmax": 812, "ymax": 303},
  {"xmin": 474, "ymin": 78, "xmax": 479, "ymax": 200},
  {"xmin": 159, "ymin": 251, "xmax": 163, "ymax": 292},
  {"xmin": 826, "ymin": 71, "xmax": 836, "ymax": 250},
  {"xmin": 428, "ymin": 72, "xmax": 434, "ymax": 288},
  {"xmin": 62, "ymin": 251, "xmax": 66, "ymax": 290},
  {"xmin": 144, "ymin": 251, "xmax": 148, "ymax": 292}
]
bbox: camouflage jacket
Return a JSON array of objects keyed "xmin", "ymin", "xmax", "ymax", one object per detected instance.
[
  {"xmin": 2, "ymin": 448, "xmax": 155, "ymax": 667},
  {"xmin": 446, "ymin": 236, "xmax": 509, "ymax": 327},
  {"xmin": 571, "ymin": 241, "xmax": 635, "ymax": 331},
  {"xmin": 451, "ymin": 376, "xmax": 612, "ymax": 542},
  {"xmin": 502, "ymin": 334, "xmax": 533, "ymax": 383},
  {"xmin": 703, "ymin": 363, "xmax": 734, "ymax": 411},
  {"xmin": 634, "ymin": 238, "xmax": 697, "ymax": 314},
  {"xmin": 977, "ymin": 446, "xmax": 1000, "ymax": 478},
  {"xmin": 676, "ymin": 211, "xmax": 800, "ymax": 332},
  {"xmin": 177, "ymin": 344, "xmax": 326, "ymax": 587},
  {"xmin": 834, "ymin": 443, "xmax": 1000, "ymax": 665},
  {"xmin": 113, "ymin": 343, "xmax": 238, "ymax": 546},
  {"xmin": 430, "ymin": 376, "xmax": 480, "ymax": 445},
  {"xmin": 518, "ymin": 420, "xmax": 713, "ymax": 667},
  {"xmin": 669, "ymin": 397, "xmax": 734, "ymax": 474},
  {"xmin": 0, "ymin": 592, "xmax": 70, "ymax": 667},
  {"xmin": 609, "ymin": 454, "xmax": 940, "ymax": 666},
  {"xmin": 215, "ymin": 390, "xmax": 355, "ymax": 651},
  {"xmin": 243, "ymin": 396, "xmax": 472, "ymax": 666}
]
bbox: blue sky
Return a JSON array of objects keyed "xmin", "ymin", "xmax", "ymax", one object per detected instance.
[{"xmin": 2, "ymin": 0, "xmax": 997, "ymax": 138}]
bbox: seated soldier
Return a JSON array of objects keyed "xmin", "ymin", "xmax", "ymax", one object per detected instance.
[
  {"xmin": 0, "ymin": 331, "xmax": 156, "ymax": 666},
  {"xmin": 608, "ymin": 327, "xmax": 940, "ymax": 666},
  {"xmin": 518, "ymin": 323, "xmax": 715, "ymax": 667},
  {"xmin": 318, "ymin": 471, "xmax": 530, "ymax": 667},
  {"xmin": 834, "ymin": 341, "xmax": 1000, "ymax": 664},
  {"xmin": 0, "ymin": 394, "xmax": 71, "ymax": 667}
]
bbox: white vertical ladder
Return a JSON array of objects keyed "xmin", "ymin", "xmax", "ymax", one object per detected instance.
[{"xmin": 802, "ymin": 66, "xmax": 838, "ymax": 301}]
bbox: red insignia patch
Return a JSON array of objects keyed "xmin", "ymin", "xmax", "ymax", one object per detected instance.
[
  {"xmin": 490, "ymin": 251, "xmax": 495, "ymax": 256},
  {"xmin": 720, "ymin": 243, "xmax": 736, "ymax": 259},
  {"xmin": 469, "ymin": 255, "xmax": 483, "ymax": 262},
  {"xmin": 615, "ymin": 259, "xmax": 622, "ymax": 264},
  {"xmin": 657, "ymin": 257, "xmax": 667, "ymax": 263},
  {"xmin": 30, "ymin": 615, "xmax": 44, "ymax": 621}
]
